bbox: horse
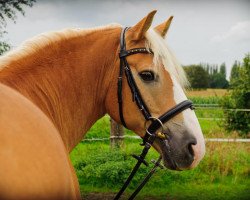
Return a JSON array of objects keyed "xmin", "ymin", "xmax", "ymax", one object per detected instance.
[{"xmin": 0, "ymin": 10, "xmax": 205, "ymax": 199}]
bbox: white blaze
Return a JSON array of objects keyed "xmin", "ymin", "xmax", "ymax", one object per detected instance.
[
  {"xmin": 145, "ymin": 28, "xmax": 205, "ymax": 167},
  {"xmin": 172, "ymin": 78, "xmax": 206, "ymax": 168}
]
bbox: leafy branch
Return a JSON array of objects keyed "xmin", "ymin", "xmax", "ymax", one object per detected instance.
[{"xmin": 0, "ymin": 0, "xmax": 36, "ymax": 55}]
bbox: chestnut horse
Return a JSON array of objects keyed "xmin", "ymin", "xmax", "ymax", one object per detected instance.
[{"xmin": 0, "ymin": 11, "xmax": 205, "ymax": 199}]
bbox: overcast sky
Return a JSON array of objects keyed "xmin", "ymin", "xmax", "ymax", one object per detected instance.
[{"xmin": 3, "ymin": 0, "xmax": 250, "ymax": 78}]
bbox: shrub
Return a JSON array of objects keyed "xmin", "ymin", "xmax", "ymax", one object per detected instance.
[
  {"xmin": 73, "ymin": 148, "xmax": 149, "ymax": 189},
  {"xmin": 221, "ymin": 53, "xmax": 250, "ymax": 135}
]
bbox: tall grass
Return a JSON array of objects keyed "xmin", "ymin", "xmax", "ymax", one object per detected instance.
[
  {"xmin": 187, "ymin": 88, "xmax": 227, "ymax": 105},
  {"xmin": 70, "ymin": 140, "xmax": 250, "ymax": 199},
  {"xmin": 186, "ymin": 89, "xmax": 228, "ymax": 97},
  {"xmin": 189, "ymin": 96, "xmax": 222, "ymax": 105}
]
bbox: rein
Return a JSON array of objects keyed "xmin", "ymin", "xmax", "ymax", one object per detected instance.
[{"xmin": 114, "ymin": 27, "xmax": 194, "ymax": 200}]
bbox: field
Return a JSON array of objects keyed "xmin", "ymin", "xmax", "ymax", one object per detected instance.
[
  {"xmin": 186, "ymin": 88, "xmax": 228, "ymax": 97},
  {"xmin": 70, "ymin": 89, "xmax": 250, "ymax": 199}
]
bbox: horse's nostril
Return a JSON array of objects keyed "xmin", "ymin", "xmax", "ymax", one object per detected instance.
[
  {"xmin": 188, "ymin": 143, "xmax": 194, "ymax": 157},
  {"xmin": 187, "ymin": 139, "xmax": 197, "ymax": 157}
]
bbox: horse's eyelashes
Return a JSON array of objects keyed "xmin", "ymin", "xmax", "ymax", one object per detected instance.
[{"xmin": 139, "ymin": 71, "xmax": 155, "ymax": 82}]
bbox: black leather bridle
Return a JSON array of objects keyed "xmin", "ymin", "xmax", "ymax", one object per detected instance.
[{"xmin": 114, "ymin": 27, "xmax": 194, "ymax": 200}]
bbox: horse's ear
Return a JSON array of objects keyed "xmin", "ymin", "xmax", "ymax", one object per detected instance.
[
  {"xmin": 129, "ymin": 10, "xmax": 157, "ymax": 41},
  {"xmin": 154, "ymin": 16, "xmax": 173, "ymax": 38}
]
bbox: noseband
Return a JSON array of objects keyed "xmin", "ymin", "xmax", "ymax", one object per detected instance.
[{"xmin": 115, "ymin": 27, "xmax": 194, "ymax": 200}]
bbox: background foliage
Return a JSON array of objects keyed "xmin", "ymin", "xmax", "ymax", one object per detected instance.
[
  {"xmin": 0, "ymin": 0, "xmax": 36, "ymax": 55},
  {"xmin": 184, "ymin": 63, "xmax": 229, "ymax": 89},
  {"xmin": 221, "ymin": 54, "xmax": 250, "ymax": 135}
]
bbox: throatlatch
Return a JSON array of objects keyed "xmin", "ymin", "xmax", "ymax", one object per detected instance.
[{"xmin": 115, "ymin": 27, "xmax": 194, "ymax": 200}]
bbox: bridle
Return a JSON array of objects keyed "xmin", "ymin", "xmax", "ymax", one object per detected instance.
[{"xmin": 114, "ymin": 27, "xmax": 194, "ymax": 200}]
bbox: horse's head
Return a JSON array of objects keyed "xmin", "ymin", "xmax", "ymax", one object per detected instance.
[{"xmin": 106, "ymin": 10, "xmax": 205, "ymax": 170}]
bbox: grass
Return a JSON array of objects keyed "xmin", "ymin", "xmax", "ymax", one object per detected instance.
[
  {"xmin": 187, "ymin": 88, "xmax": 227, "ymax": 106},
  {"xmin": 189, "ymin": 96, "xmax": 222, "ymax": 104},
  {"xmin": 186, "ymin": 89, "xmax": 228, "ymax": 97},
  {"xmin": 70, "ymin": 140, "xmax": 250, "ymax": 200}
]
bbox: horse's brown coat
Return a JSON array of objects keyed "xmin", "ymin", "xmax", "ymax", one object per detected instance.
[
  {"xmin": 0, "ymin": 84, "xmax": 80, "ymax": 199},
  {"xmin": 0, "ymin": 27, "xmax": 120, "ymax": 152}
]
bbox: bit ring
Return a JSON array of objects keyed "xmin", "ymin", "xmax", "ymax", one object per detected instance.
[{"xmin": 144, "ymin": 116, "xmax": 165, "ymax": 135}]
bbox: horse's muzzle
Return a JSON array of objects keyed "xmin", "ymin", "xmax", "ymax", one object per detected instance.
[{"xmin": 156, "ymin": 130, "xmax": 197, "ymax": 170}]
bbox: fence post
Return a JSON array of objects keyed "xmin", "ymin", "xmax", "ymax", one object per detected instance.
[{"xmin": 110, "ymin": 118, "xmax": 124, "ymax": 148}]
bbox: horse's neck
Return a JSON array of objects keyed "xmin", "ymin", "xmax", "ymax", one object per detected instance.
[{"xmin": 0, "ymin": 28, "xmax": 120, "ymax": 151}]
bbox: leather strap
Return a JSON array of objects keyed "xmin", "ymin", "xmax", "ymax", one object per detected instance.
[
  {"xmin": 114, "ymin": 134, "xmax": 156, "ymax": 200},
  {"xmin": 142, "ymin": 100, "xmax": 194, "ymax": 145},
  {"xmin": 118, "ymin": 27, "xmax": 152, "ymax": 127}
]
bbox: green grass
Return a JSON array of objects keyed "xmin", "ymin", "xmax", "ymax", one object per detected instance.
[
  {"xmin": 195, "ymin": 108, "xmax": 224, "ymax": 118},
  {"xmin": 189, "ymin": 96, "xmax": 222, "ymax": 105},
  {"xmin": 70, "ymin": 140, "xmax": 250, "ymax": 199}
]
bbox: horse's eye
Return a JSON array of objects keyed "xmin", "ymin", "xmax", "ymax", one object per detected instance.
[{"xmin": 139, "ymin": 71, "xmax": 155, "ymax": 82}]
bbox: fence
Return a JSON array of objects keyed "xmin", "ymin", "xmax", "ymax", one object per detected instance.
[
  {"xmin": 194, "ymin": 104, "xmax": 250, "ymax": 112},
  {"xmin": 82, "ymin": 135, "xmax": 250, "ymax": 143},
  {"xmin": 108, "ymin": 105, "xmax": 250, "ymax": 147}
]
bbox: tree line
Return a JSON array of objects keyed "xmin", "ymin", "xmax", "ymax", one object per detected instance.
[{"xmin": 184, "ymin": 63, "xmax": 229, "ymax": 89}]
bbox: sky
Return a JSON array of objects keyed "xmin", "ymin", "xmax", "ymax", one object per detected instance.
[{"xmin": 3, "ymin": 0, "xmax": 250, "ymax": 78}]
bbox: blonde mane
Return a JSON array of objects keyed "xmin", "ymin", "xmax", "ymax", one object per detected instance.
[
  {"xmin": 0, "ymin": 23, "xmax": 121, "ymax": 70},
  {"xmin": 0, "ymin": 24, "xmax": 188, "ymax": 88},
  {"xmin": 145, "ymin": 29, "xmax": 189, "ymax": 88}
]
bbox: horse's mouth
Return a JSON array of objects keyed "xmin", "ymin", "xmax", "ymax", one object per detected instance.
[{"xmin": 155, "ymin": 138, "xmax": 181, "ymax": 171}]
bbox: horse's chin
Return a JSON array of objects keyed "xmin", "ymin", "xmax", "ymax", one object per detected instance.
[{"xmin": 155, "ymin": 138, "xmax": 182, "ymax": 171}]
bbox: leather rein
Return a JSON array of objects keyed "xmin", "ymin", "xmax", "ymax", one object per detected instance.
[{"xmin": 114, "ymin": 27, "xmax": 194, "ymax": 200}]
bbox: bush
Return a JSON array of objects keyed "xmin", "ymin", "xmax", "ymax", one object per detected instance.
[
  {"xmin": 73, "ymin": 147, "xmax": 149, "ymax": 189},
  {"xmin": 221, "ymin": 53, "xmax": 250, "ymax": 135}
]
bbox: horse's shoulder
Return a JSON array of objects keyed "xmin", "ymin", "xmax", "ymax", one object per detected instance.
[{"xmin": 0, "ymin": 83, "xmax": 79, "ymax": 199}]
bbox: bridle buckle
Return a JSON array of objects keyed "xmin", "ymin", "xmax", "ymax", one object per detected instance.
[{"xmin": 144, "ymin": 117, "xmax": 167, "ymax": 140}]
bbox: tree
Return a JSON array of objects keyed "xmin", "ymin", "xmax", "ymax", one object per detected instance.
[
  {"xmin": 0, "ymin": 0, "xmax": 36, "ymax": 55},
  {"xmin": 209, "ymin": 63, "xmax": 229, "ymax": 88},
  {"xmin": 219, "ymin": 62, "xmax": 226, "ymax": 77},
  {"xmin": 221, "ymin": 53, "xmax": 250, "ymax": 135},
  {"xmin": 200, "ymin": 62, "xmax": 229, "ymax": 89},
  {"xmin": 184, "ymin": 65, "xmax": 209, "ymax": 89},
  {"xmin": 229, "ymin": 61, "xmax": 240, "ymax": 88},
  {"xmin": 209, "ymin": 73, "xmax": 229, "ymax": 88},
  {"xmin": 0, "ymin": 41, "xmax": 10, "ymax": 55}
]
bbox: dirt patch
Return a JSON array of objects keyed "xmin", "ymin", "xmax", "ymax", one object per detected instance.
[
  {"xmin": 82, "ymin": 192, "xmax": 164, "ymax": 200},
  {"xmin": 82, "ymin": 192, "xmax": 116, "ymax": 200}
]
